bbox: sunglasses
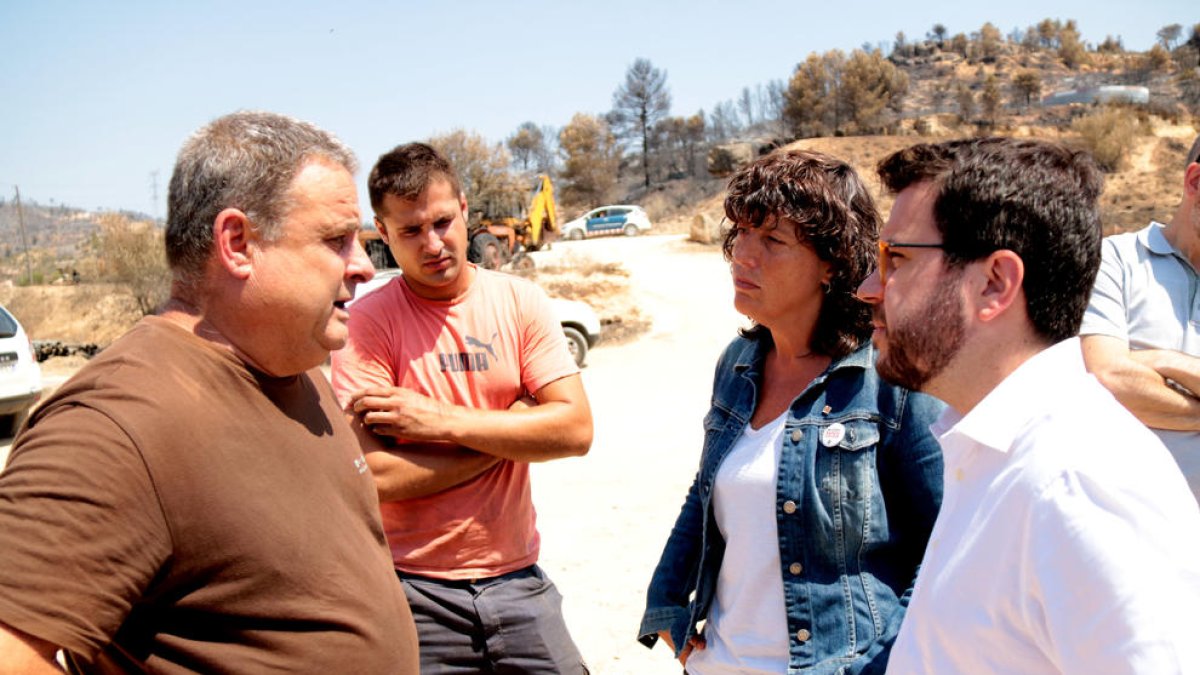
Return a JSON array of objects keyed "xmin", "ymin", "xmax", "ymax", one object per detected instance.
[{"xmin": 877, "ymin": 240, "xmax": 946, "ymax": 284}]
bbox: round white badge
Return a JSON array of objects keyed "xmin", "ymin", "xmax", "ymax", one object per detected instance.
[{"xmin": 821, "ymin": 423, "xmax": 846, "ymax": 447}]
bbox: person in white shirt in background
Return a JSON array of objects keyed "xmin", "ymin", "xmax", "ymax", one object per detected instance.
[
  {"xmin": 857, "ymin": 137, "xmax": 1200, "ymax": 675},
  {"xmin": 1080, "ymin": 134, "xmax": 1200, "ymax": 502}
]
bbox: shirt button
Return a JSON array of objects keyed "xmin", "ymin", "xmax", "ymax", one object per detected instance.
[
  {"xmin": 790, "ymin": 429, "xmax": 803, "ymax": 442},
  {"xmin": 796, "ymin": 628, "xmax": 811, "ymax": 642},
  {"xmin": 789, "ymin": 562, "xmax": 803, "ymax": 575},
  {"xmin": 783, "ymin": 500, "xmax": 797, "ymax": 514}
]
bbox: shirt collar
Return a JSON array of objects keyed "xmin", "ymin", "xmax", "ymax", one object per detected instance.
[
  {"xmin": 1140, "ymin": 221, "xmax": 1180, "ymax": 258},
  {"xmin": 933, "ymin": 338, "xmax": 1084, "ymax": 454}
]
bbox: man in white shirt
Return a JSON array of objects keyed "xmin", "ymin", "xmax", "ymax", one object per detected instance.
[
  {"xmin": 857, "ymin": 137, "xmax": 1200, "ymax": 674},
  {"xmin": 1080, "ymin": 135, "xmax": 1200, "ymax": 501}
]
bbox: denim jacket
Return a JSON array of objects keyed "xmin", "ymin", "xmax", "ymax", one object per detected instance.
[{"xmin": 639, "ymin": 336, "xmax": 944, "ymax": 675}]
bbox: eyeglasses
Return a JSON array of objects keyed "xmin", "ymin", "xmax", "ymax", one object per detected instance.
[{"xmin": 877, "ymin": 240, "xmax": 946, "ymax": 284}]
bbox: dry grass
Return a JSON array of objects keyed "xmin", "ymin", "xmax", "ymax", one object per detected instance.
[
  {"xmin": 719, "ymin": 125, "xmax": 1197, "ymax": 237},
  {"xmin": 1091, "ymin": 125, "xmax": 1195, "ymax": 234},
  {"xmin": 526, "ymin": 251, "xmax": 650, "ymax": 345},
  {"xmin": 533, "ymin": 250, "xmax": 630, "ymax": 278},
  {"xmin": 0, "ymin": 282, "xmax": 141, "ymax": 345}
]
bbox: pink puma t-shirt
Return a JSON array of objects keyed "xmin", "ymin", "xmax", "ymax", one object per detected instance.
[{"xmin": 332, "ymin": 266, "xmax": 578, "ymax": 579}]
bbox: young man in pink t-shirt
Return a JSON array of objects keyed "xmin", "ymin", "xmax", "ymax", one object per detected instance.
[{"xmin": 331, "ymin": 142, "xmax": 593, "ymax": 673}]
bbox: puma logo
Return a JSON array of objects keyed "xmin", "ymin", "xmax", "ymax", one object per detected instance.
[
  {"xmin": 465, "ymin": 332, "xmax": 498, "ymax": 361},
  {"xmin": 439, "ymin": 332, "xmax": 499, "ymax": 373}
]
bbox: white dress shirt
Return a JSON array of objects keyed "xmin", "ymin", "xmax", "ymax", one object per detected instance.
[{"xmin": 887, "ymin": 338, "xmax": 1200, "ymax": 675}]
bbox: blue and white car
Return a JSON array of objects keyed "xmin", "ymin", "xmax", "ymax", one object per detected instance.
[{"xmin": 561, "ymin": 205, "xmax": 652, "ymax": 240}]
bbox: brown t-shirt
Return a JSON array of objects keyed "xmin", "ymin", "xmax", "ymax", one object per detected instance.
[{"xmin": 0, "ymin": 317, "xmax": 418, "ymax": 673}]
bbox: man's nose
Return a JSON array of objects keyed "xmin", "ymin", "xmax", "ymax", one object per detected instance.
[
  {"xmin": 422, "ymin": 229, "xmax": 445, "ymax": 255},
  {"xmin": 347, "ymin": 236, "xmax": 376, "ymax": 284},
  {"xmin": 856, "ymin": 270, "xmax": 882, "ymax": 304}
]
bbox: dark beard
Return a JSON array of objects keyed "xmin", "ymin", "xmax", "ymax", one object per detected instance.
[{"xmin": 875, "ymin": 278, "xmax": 966, "ymax": 392}]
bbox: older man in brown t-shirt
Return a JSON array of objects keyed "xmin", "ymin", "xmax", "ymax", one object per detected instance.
[{"xmin": 0, "ymin": 112, "xmax": 418, "ymax": 673}]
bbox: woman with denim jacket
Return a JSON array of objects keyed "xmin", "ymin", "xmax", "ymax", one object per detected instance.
[{"xmin": 639, "ymin": 150, "xmax": 944, "ymax": 675}]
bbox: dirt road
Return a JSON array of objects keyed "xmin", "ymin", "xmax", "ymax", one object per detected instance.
[
  {"xmin": 529, "ymin": 234, "xmax": 744, "ymax": 673},
  {"xmin": 0, "ymin": 233, "xmax": 747, "ymax": 673}
]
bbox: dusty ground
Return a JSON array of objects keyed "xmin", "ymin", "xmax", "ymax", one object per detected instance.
[{"xmin": 528, "ymin": 235, "xmax": 743, "ymax": 674}]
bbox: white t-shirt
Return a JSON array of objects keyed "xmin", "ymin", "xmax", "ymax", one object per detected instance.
[
  {"xmin": 687, "ymin": 412, "xmax": 789, "ymax": 675},
  {"xmin": 886, "ymin": 338, "xmax": 1200, "ymax": 675}
]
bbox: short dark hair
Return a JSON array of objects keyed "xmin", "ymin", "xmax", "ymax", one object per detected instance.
[
  {"xmin": 878, "ymin": 137, "xmax": 1104, "ymax": 343},
  {"xmin": 166, "ymin": 111, "xmax": 356, "ymax": 283},
  {"xmin": 1186, "ymin": 134, "xmax": 1200, "ymax": 168},
  {"xmin": 874, "ymin": 137, "xmax": 1010, "ymax": 192},
  {"xmin": 722, "ymin": 149, "xmax": 880, "ymax": 359},
  {"xmin": 368, "ymin": 143, "xmax": 463, "ymax": 217}
]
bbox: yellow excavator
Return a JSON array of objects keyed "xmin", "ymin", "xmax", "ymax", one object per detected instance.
[
  {"xmin": 359, "ymin": 174, "xmax": 558, "ymax": 271},
  {"xmin": 467, "ymin": 173, "xmax": 557, "ymax": 270}
]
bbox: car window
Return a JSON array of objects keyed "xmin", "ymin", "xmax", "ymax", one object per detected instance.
[{"xmin": 0, "ymin": 308, "xmax": 17, "ymax": 339}]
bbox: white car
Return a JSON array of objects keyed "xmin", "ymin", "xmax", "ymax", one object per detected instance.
[
  {"xmin": 0, "ymin": 305, "xmax": 43, "ymax": 438},
  {"xmin": 351, "ymin": 269, "xmax": 602, "ymax": 367},
  {"xmin": 561, "ymin": 205, "xmax": 652, "ymax": 240}
]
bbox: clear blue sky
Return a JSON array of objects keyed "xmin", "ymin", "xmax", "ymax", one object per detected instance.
[{"xmin": 0, "ymin": 0, "xmax": 1192, "ymax": 218}]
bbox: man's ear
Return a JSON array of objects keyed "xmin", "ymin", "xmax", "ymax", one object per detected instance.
[
  {"xmin": 373, "ymin": 216, "xmax": 392, "ymax": 245},
  {"xmin": 975, "ymin": 250, "xmax": 1024, "ymax": 323},
  {"xmin": 1184, "ymin": 161, "xmax": 1200, "ymax": 199},
  {"xmin": 212, "ymin": 208, "xmax": 255, "ymax": 280},
  {"xmin": 459, "ymin": 193, "xmax": 469, "ymax": 220}
]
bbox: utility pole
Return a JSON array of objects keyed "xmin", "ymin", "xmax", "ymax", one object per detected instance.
[
  {"xmin": 149, "ymin": 171, "xmax": 159, "ymax": 222},
  {"xmin": 13, "ymin": 186, "xmax": 32, "ymax": 286}
]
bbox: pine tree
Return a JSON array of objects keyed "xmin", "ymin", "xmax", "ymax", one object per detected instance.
[{"xmin": 610, "ymin": 58, "xmax": 671, "ymax": 188}]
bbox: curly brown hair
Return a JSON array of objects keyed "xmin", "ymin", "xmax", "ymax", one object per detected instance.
[{"xmin": 722, "ymin": 149, "xmax": 880, "ymax": 359}]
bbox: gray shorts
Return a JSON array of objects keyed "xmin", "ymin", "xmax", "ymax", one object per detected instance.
[{"xmin": 398, "ymin": 564, "xmax": 588, "ymax": 674}]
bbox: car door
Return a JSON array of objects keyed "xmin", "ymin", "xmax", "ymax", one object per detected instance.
[
  {"xmin": 601, "ymin": 208, "xmax": 630, "ymax": 234},
  {"xmin": 585, "ymin": 209, "xmax": 608, "ymax": 234}
]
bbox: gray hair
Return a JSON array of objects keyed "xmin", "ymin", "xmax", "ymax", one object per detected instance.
[
  {"xmin": 165, "ymin": 111, "xmax": 357, "ymax": 282},
  {"xmin": 1187, "ymin": 134, "xmax": 1200, "ymax": 168}
]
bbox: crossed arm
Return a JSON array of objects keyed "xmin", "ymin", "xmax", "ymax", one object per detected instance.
[
  {"xmin": 1081, "ymin": 335, "xmax": 1200, "ymax": 432},
  {"xmin": 345, "ymin": 374, "xmax": 593, "ymax": 501},
  {"xmin": 0, "ymin": 624, "xmax": 59, "ymax": 673}
]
